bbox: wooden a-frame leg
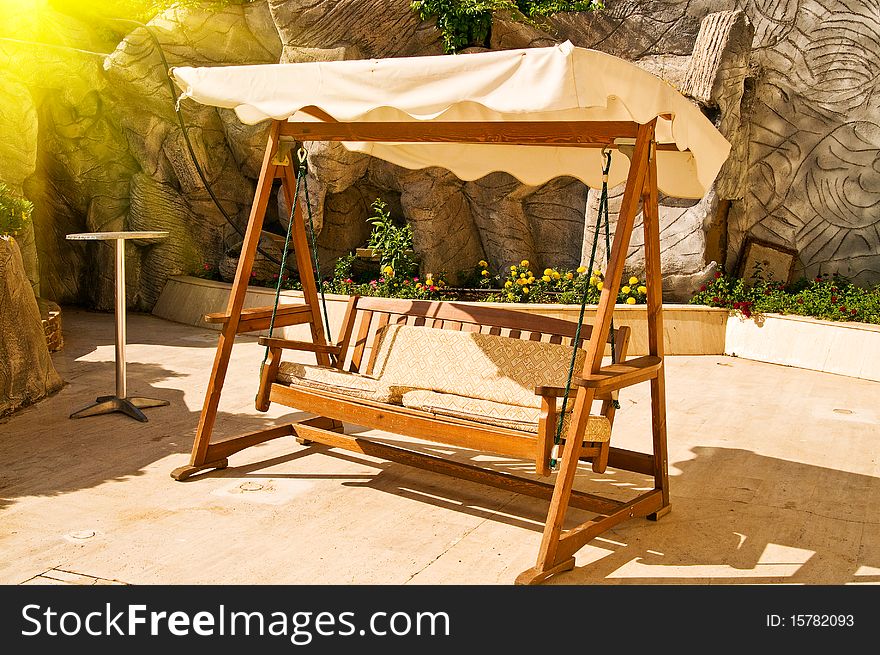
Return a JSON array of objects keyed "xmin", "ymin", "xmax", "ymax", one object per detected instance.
[
  {"xmin": 517, "ymin": 121, "xmax": 657, "ymax": 585},
  {"xmin": 641, "ymin": 142, "xmax": 672, "ymax": 521},
  {"xmin": 172, "ymin": 123, "xmax": 329, "ymax": 481},
  {"xmin": 171, "ymin": 122, "xmax": 282, "ymax": 482}
]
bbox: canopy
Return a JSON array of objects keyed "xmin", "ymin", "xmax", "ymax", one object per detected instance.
[{"xmin": 172, "ymin": 41, "xmax": 730, "ymax": 198}]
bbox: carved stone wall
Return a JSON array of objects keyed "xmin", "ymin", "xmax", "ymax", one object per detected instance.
[
  {"xmin": 559, "ymin": 0, "xmax": 880, "ymax": 286},
  {"xmin": 1, "ymin": 0, "xmax": 875, "ymax": 308}
]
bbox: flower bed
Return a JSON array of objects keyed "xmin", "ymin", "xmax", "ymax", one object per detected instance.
[{"xmin": 690, "ymin": 270, "xmax": 880, "ymax": 325}]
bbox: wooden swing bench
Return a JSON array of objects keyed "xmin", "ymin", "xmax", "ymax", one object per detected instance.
[
  {"xmin": 168, "ymin": 42, "xmax": 729, "ymax": 584},
  {"xmin": 176, "ymin": 291, "xmax": 668, "ymax": 584},
  {"xmin": 257, "ymin": 296, "xmax": 644, "ymax": 478}
]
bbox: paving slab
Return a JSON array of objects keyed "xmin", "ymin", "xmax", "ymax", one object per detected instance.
[{"xmin": 0, "ymin": 308, "xmax": 877, "ymax": 585}]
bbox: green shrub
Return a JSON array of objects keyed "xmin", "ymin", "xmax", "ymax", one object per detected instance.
[
  {"xmin": 412, "ymin": 1, "xmax": 603, "ymax": 53},
  {"xmin": 365, "ymin": 199, "xmax": 418, "ymax": 281},
  {"xmin": 0, "ymin": 183, "xmax": 34, "ymax": 237},
  {"xmin": 689, "ymin": 268, "xmax": 880, "ymax": 325}
]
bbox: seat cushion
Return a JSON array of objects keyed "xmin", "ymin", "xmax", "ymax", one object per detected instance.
[
  {"xmin": 276, "ymin": 362, "xmax": 408, "ymax": 404},
  {"xmin": 371, "ymin": 324, "xmax": 586, "ymax": 409},
  {"xmin": 401, "ymin": 389, "xmax": 611, "ymax": 441}
]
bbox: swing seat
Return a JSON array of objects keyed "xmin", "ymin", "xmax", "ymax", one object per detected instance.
[{"xmin": 258, "ymin": 296, "xmax": 627, "ymax": 477}]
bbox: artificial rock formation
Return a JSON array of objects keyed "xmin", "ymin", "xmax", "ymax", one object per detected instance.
[
  {"xmin": 1, "ymin": 0, "xmax": 877, "ymax": 307},
  {"xmin": 0, "ymin": 237, "xmax": 63, "ymax": 417}
]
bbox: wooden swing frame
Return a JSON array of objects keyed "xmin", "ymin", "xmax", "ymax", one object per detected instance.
[{"xmin": 171, "ymin": 115, "xmax": 671, "ymax": 585}]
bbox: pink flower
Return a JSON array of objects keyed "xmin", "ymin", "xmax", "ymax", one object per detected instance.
[{"xmin": 344, "ymin": 278, "xmax": 353, "ymax": 284}]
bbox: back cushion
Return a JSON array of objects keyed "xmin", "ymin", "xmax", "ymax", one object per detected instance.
[{"xmin": 370, "ymin": 324, "xmax": 585, "ymax": 408}]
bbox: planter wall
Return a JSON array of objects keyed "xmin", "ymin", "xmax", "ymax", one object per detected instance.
[
  {"xmin": 152, "ymin": 276, "xmax": 880, "ymax": 381},
  {"xmin": 152, "ymin": 275, "xmax": 728, "ymax": 357},
  {"xmin": 725, "ymin": 313, "xmax": 880, "ymax": 383}
]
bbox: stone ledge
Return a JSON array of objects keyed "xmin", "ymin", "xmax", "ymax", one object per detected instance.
[
  {"xmin": 725, "ymin": 313, "xmax": 880, "ymax": 383},
  {"xmin": 152, "ymin": 275, "xmax": 728, "ymax": 357}
]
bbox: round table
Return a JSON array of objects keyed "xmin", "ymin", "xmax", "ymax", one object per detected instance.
[{"xmin": 66, "ymin": 231, "xmax": 171, "ymax": 422}]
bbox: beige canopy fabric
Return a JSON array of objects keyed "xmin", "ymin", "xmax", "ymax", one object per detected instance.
[{"xmin": 172, "ymin": 41, "xmax": 730, "ymax": 198}]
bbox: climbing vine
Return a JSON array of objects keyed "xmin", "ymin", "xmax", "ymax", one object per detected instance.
[{"xmin": 411, "ymin": 1, "xmax": 603, "ymax": 53}]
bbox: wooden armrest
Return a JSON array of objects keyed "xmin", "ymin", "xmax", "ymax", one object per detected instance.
[
  {"xmin": 575, "ymin": 355, "xmax": 662, "ymax": 393},
  {"xmin": 258, "ymin": 337, "xmax": 342, "ymax": 355},
  {"xmin": 535, "ymin": 385, "xmax": 568, "ymax": 398},
  {"xmin": 535, "ymin": 385, "xmax": 615, "ymax": 402},
  {"xmin": 204, "ymin": 304, "xmax": 311, "ymax": 325}
]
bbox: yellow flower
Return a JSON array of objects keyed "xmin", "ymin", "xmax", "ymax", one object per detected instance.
[
  {"xmin": 382, "ymin": 265, "xmax": 394, "ymax": 277},
  {"xmin": 507, "ymin": 292, "xmax": 516, "ymax": 301},
  {"xmin": 576, "ymin": 266, "xmax": 586, "ymax": 274},
  {"xmin": 542, "ymin": 275, "xmax": 551, "ymax": 283},
  {"xmin": 621, "ymin": 286, "xmax": 631, "ymax": 295},
  {"xmin": 593, "ymin": 269, "xmax": 601, "ymax": 276},
  {"xmin": 528, "ymin": 276, "xmax": 535, "ymax": 284},
  {"xmin": 505, "ymin": 280, "xmax": 512, "ymax": 288},
  {"xmin": 438, "ymin": 280, "xmax": 445, "ymax": 286},
  {"xmin": 596, "ymin": 281, "xmax": 603, "ymax": 290},
  {"xmin": 510, "ymin": 265, "xmax": 517, "ymax": 272},
  {"xmin": 481, "ymin": 269, "xmax": 489, "ymax": 276},
  {"xmin": 479, "ymin": 260, "xmax": 488, "ymax": 268},
  {"xmin": 565, "ymin": 272, "xmax": 574, "ymax": 280},
  {"xmin": 589, "ymin": 276, "xmax": 598, "ymax": 286},
  {"xmin": 626, "ymin": 297, "xmax": 636, "ymax": 305},
  {"xmin": 520, "ymin": 259, "xmax": 529, "ymax": 267},
  {"xmin": 520, "ymin": 273, "xmax": 526, "ymax": 279},
  {"xmin": 522, "ymin": 287, "xmax": 529, "ymax": 294},
  {"xmin": 552, "ymin": 271, "xmax": 561, "ymax": 280},
  {"xmin": 543, "ymin": 268, "xmax": 553, "ymax": 276},
  {"xmin": 638, "ymin": 285, "xmax": 647, "ymax": 294},
  {"xmin": 415, "ymin": 283, "xmax": 423, "ymax": 289},
  {"xmin": 629, "ymin": 276, "xmax": 639, "ymax": 286}
]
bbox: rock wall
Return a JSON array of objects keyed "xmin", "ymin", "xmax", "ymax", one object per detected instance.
[
  {"xmin": 556, "ymin": 0, "xmax": 880, "ymax": 286},
  {"xmin": 1, "ymin": 0, "xmax": 876, "ymax": 306},
  {"xmin": 0, "ymin": 237, "xmax": 63, "ymax": 417}
]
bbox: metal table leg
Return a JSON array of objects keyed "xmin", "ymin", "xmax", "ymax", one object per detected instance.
[{"xmin": 70, "ymin": 237, "xmax": 169, "ymax": 422}]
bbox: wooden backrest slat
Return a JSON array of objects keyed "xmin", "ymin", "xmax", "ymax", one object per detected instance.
[
  {"xmin": 349, "ymin": 309, "xmax": 373, "ymax": 373},
  {"xmin": 365, "ymin": 312, "xmax": 392, "ymax": 375},
  {"xmin": 353, "ymin": 297, "xmax": 610, "ymax": 343},
  {"xmin": 335, "ymin": 297, "xmax": 627, "ymax": 377},
  {"xmin": 333, "ymin": 296, "xmax": 359, "ymax": 369}
]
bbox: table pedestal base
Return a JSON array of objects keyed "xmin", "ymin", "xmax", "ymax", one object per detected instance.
[{"xmin": 70, "ymin": 396, "xmax": 170, "ymax": 422}]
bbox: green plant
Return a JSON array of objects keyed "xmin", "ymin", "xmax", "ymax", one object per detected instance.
[
  {"xmin": 0, "ymin": 183, "xmax": 34, "ymax": 237},
  {"xmin": 366, "ymin": 199, "xmax": 418, "ymax": 280},
  {"xmin": 690, "ymin": 267, "xmax": 880, "ymax": 325},
  {"xmin": 458, "ymin": 258, "xmax": 500, "ymax": 289},
  {"xmin": 411, "ymin": 1, "xmax": 603, "ymax": 53}
]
